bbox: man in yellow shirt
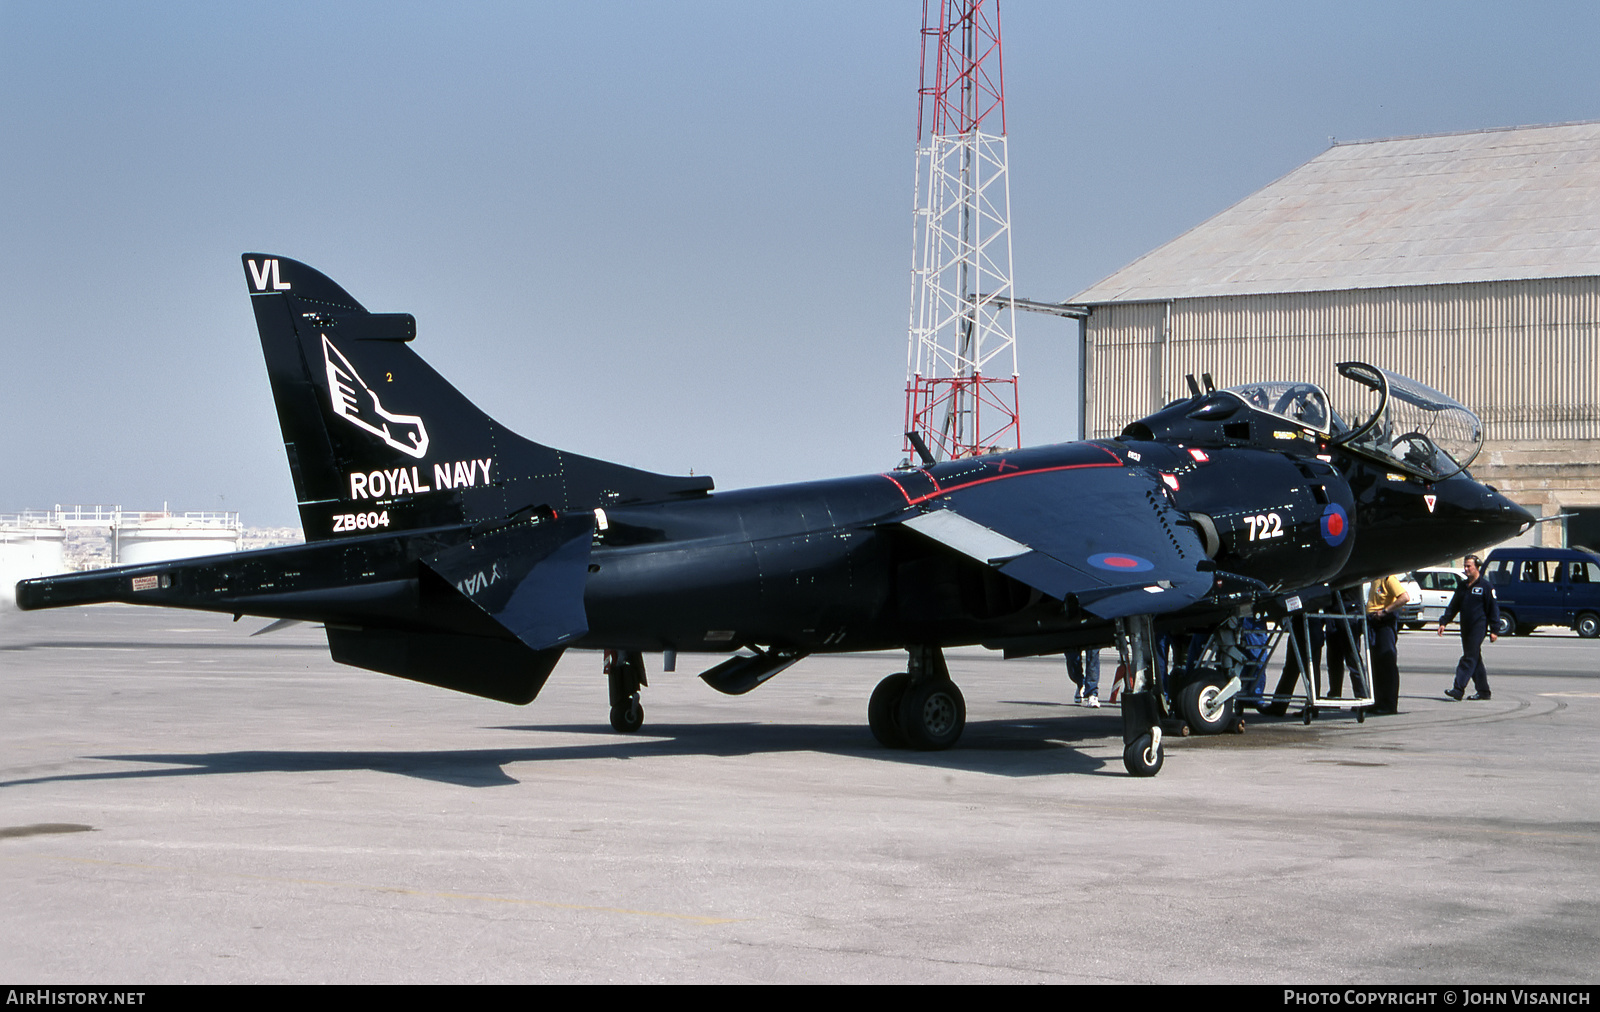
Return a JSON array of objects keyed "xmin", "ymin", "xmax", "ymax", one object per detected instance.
[{"xmin": 1366, "ymin": 574, "xmax": 1411, "ymax": 714}]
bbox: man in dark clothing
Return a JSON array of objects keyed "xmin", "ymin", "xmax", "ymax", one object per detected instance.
[
  {"xmin": 1264, "ymin": 609, "xmax": 1315, "ymax": 716},
  {"xmin": 1367, "ymin": 573, "xmax": 1410, "ymax": 714},
  {"xmin": 1438, "ymin": 555, "xmax": 1500, "ymax": 700},
  {"xmin": 1321, "ymin": 588, "xmax": 1365, "ymax": 699}
]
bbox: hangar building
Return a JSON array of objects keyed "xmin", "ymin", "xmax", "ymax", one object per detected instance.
[{"xmin": 1070, "ymin": 121, "xmax": 1600, "ymax": 549}]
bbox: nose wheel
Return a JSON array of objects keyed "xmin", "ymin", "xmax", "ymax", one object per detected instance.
[{"xmin": 1179, "ymin": 678, "xmax": 1238, "ymax": 736}]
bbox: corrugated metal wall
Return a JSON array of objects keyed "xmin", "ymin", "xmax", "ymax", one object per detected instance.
[{"xmin": 1086, "ymin": 276, "xmax": 1600, "ymax": 439}]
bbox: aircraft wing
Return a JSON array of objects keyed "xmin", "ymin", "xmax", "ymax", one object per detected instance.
[{"xmin": 896, "ymin": 464, "xmax": 1214, "ymax": 619}]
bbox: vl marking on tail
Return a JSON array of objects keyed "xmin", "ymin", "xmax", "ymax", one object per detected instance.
[
  {"xmin": 322, "ymin": 335, "xmax": 430, "ymax": 459},
  {"xmin": 246, "ymin": 258, "xmax": 292, "ymax": 292}
]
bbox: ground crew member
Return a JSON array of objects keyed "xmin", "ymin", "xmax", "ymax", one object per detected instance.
[
  {"xmin": 1066, "ymin": 648, "xmax": 1101, "ymax": 707},
  {"xmin": 1439, "ymin": 555, "xmax": 1499, "ymax": 700},
  {"xmin": 1367, "ymin": 573, "xmax": 1410, "ymax": 714}
]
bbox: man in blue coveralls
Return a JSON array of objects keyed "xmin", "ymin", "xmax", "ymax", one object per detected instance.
[{"xmin": 1438, "ymin": 555, "xmax": 1499, "ymax": 701}]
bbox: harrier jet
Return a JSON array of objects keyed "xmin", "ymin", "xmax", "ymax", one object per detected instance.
[{"xmin": 16, "ymin": 256, "xmax": 1534, "ymax": 776}]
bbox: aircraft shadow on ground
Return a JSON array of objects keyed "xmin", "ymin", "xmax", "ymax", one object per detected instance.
[{"xmin": 0, "ymin": 715, "xmax": 1118, "ymax": 789}]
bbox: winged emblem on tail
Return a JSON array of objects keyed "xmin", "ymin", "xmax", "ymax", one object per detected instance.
[{"xmin": 321, "ymin": 335, "xmax": 430, "ymax": 459}]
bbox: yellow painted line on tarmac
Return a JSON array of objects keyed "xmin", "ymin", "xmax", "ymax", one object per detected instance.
[{"xmin": 1, "ymin": 853, "xmax": 743, "ymax": 925}]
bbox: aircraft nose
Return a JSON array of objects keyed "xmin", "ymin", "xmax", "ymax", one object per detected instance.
[{"xmin": 1478, "ymin": 485, "xmax": 1537, "ymax": 538}]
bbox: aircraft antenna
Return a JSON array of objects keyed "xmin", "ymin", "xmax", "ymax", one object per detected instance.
[{"xmin": 903, "ymin": 0, "xmax": 1019, "ymax": 461}]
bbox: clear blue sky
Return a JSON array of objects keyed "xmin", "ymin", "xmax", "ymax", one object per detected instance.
[{"xmin": 3, "ymin": 1, "xmax": 1597, "ymax": 527}]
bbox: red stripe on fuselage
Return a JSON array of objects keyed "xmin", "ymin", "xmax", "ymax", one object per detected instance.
[{"xmin": 879, "ymin": 444, "xmax": 1124, "ymax": 506}]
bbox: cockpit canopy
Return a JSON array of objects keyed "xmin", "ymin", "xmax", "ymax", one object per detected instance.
[
  {"xmin": 1218, "ymin": 381, "xmax": 1334, "ymax": 434},
  {"xmin": 1124, "ymin": 362, "xmax": 1484, "ymax": 481},
  {"xmin": 1327, "ymin": 363, "xmax": 1484, "ymax": 481}
]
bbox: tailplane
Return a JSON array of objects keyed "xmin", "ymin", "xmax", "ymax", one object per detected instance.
[{"xmin": 244, "ymin": 254, "xmax": 711, "ymax": 540}]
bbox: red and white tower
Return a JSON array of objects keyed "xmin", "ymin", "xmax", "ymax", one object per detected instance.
[{"xmin": 904, "ymin": 0, "xmax": 1019, "ymax": 462}]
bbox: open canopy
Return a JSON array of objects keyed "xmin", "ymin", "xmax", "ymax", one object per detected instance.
[
  {"xmin": 1127, "ymin": 362, "xmax": 1484, "ymax": 483},
  {"xmin": 1323, "ymin": 363, "xmax": 1484, "ymax": 481},
  {"xmin": 1212, "ymin": 363, "xmax": 1483, "ymax": 481}
]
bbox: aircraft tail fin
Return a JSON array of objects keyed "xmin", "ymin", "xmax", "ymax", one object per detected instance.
[{"xmin": 242, "ymin": 254, "xmax": 712, "ymax": 541}]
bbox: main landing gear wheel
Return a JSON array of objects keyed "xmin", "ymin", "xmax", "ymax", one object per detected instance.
[
  {"xmin": 610, "ymin": 695, "xmax": 644, "ymax": 733},
  {"xmin": 897, "ymin": 678, "xmax": 966, "ymax": 751},
  {"xmin": 1123, "ymin": 730, "xmax": 1164, "ymax": 777},
  {"xmin": 868, "ymin": 672, "xmax": 912, "ymax": 748},
  {"xmin": 1179, "ymin": 680, "xmax": 1235, "ymax": 736}
]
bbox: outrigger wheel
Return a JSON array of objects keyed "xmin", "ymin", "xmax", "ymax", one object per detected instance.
[
  {"xmin": 610, "ymin": 695, "xmax": 644, "ymax": 733},
  {"xmin": 1122, "ymin": 688, "xmax": 1165, "ymax": 777},
  {"xmin": 1123, "ymin": 730, "xmax": 1164, "ymax": 777},
  {"xmin": 604, "ymin": 649, "xmax": 648, "ymax": 734}
]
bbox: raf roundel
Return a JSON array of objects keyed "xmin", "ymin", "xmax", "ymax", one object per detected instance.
[
  {"xmin": 1088, "ymin": 552, "xmax": 1155, "ymax": 573},
  {"xmin": 1321, "ymin": 503, "xmax": 1349, "ymax": 546}
]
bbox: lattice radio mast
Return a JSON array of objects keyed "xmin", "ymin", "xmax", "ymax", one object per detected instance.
[{"xmin": 904, "ymin": 0, "xmax": 1019, "ymax": 462}]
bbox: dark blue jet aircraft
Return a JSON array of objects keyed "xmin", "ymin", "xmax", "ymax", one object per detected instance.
[{"xmin": 16, "ymin": 255, "xmax": 1535, "ymax": 776}]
